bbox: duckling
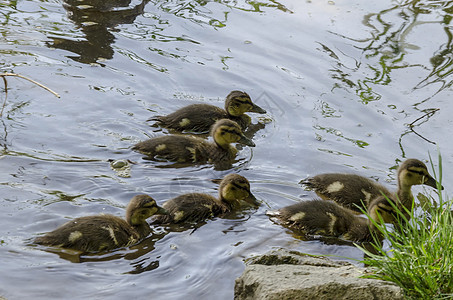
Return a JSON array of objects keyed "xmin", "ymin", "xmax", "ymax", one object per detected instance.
[
  {"xmin": 152, "ymin": 174, "xmax": 259, "ymax": 224},
  {"xmin": 300, "ymin": 159, "xmax": 443, "ymax": 213},
  {"xmin": 267, "ymin": 196, "xmax": 397, "ymax": 243},
  {"xmin": 133, "ymin": 119, "xmax": 255, "ymax": 166},
  {"xmin": 34, "ymin": 195, "xmax": 167, "ymax": 252},
  {"xmin": 149, "ymin": 91, "xmax": 266, "ymax": 132}
]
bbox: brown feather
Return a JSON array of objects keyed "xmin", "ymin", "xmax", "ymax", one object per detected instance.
[
  {"xmin": 268, "ymin": 197, "xmax": 396, "ymax": 243},
  {"xmin": 300, "ymin": 158, "xmax": 442, "ymax": 213},
  {"xmin": 149, "ymin": 91, "xmax": 264, "ymax": 132},
  {"xmin": 34, "ymin": 195, "xmax": 166, "ymax": 252},
  {"xmin": 132, "ymin": 119, "xmax": 254, "ymax": 167},
  {"xmin": 152, "ymin": 174, "xmax": 258, "ymax": 224}
]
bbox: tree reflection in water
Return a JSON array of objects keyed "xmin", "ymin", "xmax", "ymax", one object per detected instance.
[
  {"xmin": 46, "ymin": 0, "xmax": 291, "ymax": 64},
  {"xmin": 47, "ymin": 0, "xmax": 149, "ymax": 64},
  {"xmin": 315, "ymin": 0, "xmax": 452, "ymax": 152},
  {"xmin": 322, "ymin": 0, "xmax": 453, "ymax": 102}
]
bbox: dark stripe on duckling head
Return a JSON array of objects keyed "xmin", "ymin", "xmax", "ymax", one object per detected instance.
[
  {"xmin": 211, "ymin": 119, "xmax": 255, "ymax": 146},
  {"xmin": 219, "ymin": 128, "xmax": 242, "ymax": 136},
  {"xmin": 407, "ymin": 167, "xmax": 427, "ymax": 176},
  {"xmin": 211, "ymin": 119, "xmax": 241, "ymax": 134},
  {"xmin": 368, "ymin": 197, "xmax": 399, "ymax": 224},
  {"xmin": 226, "ymin": 91, "xmax": 266, "ymax": 114},
  {"xmin": 407, "ymin": 167, "xmax": 442, "ymax": 190},
  {"xmin": 226, "ymin": 91, "xmax": 250, "ymax": 101},
  {"xmin": 231, "ymin": 96, "xmax": 253, "ymax": 105},
  {"xmin": 407, "ymin": 166, "xmax": 442, "ymax": 188},
  {"xmin": 140, "ymin": 198, "xmax": 168, "ymax": 215},
  {"xmin": 397, "ymin": 159, "xmax": 443, "ymax": 190},
  {"xmin": 126, "ymin": 195, "xmax": 161, "ymax": 225},
  {"xmin": 230, "ymin": 180, "xmax": 260, "ymax": 206},
  {"xmin": 231, "ymin": 181, "xmax": 249, "ymax": 191},
  {"xmin": 376, "ymin": 203, "xmax": 394, "ymax": 215},
  {"xmin": 143, "ymin": 200, "xmax": 157, "ymax": 208},
  {"xmin": 219, "ymin": 174, "xmax": 256, "ymax": 203}
]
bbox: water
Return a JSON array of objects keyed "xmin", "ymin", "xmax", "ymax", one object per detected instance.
[{"xmin": 1, "ymin": 0, "xmax": 452, "ymax": 299}]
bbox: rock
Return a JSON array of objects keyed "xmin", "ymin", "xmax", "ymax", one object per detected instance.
[{"xmin": 234, "ymin": 249, "xmax": 404, "ymax": 300}]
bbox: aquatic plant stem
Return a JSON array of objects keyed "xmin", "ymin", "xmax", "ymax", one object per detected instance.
[{"xmin": 0, "ymin": 72, "xmax": 60, "ymax": 117}]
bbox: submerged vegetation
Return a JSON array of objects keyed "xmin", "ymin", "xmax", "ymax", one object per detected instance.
[{"xmin": 360, "ymin": 155, "xmax": 453, "ymax": 299}]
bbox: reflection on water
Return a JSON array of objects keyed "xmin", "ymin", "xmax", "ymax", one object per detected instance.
[
  {"xmin": 47, "ymin": 0, "xmax": 291, "ymax": 64},
  {"xmin": 47, "ymin": 0, "xmax": 149, "ymax": 63},
  {"xmin": 324, "ymin": 0, "xmax": 453, "ymax": 101},
  {"xmin": 32, "ymin": 231, "xmax": 166, "ymax": 269},
  {"xmin": 312, "ymin": 0, "xmax": 453, "ymax": 159},
  {"xmin": 1, "ymin": 0, "xmax": 452, "ymax": 299}
]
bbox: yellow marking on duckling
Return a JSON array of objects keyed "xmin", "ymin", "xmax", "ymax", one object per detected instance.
[
  {"xmin": 98, "ymin": 243, "xmax": 110, "ymax": 252},
  {"xmin": 173, "ymin": 211, "xmax": 185, "ymax": 222},
  {"xmin": 289, "ymin": 212, "xmax": 306, "ymax": 222},
  {"xmin": 361, "ymin": 189, "xmax": 372, "ymax": 204},
  {"xmin": 179, "ymin": 118, "xmax": 191, "ymax": 128},
  {"xmin": 342, "ymin": 232, "xmax": 352, "ymax": 240},
  {"xmin": 102, "ymin": 226, "xmax": 119, "ymax": 245},
  {"xmin": 155, "ymin": 144, "xmax": 167, "ymax": 152},
  {"xmin": 127, "ymin": 235, "xmax": 138, "ymax": 247},
  {"xmin": 325, "ymin": 212, "xmax": 337, "ymax": 235},
  {"xmin": 326, "ymin": 181, "xmax": 344, "ymax": 193},
  {"xmin": 202, "ymin": 204, "xmax": 213, "ymax": 211},
  {"xmin": 186, "ymin": 147, "xmax": 197, "ymax": 161},
  {"xmin": 68, "ymin": 231, "xmax": 83, "ymax": 243}
]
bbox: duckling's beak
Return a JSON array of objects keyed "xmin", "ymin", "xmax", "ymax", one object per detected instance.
[
  {"xmin": 424, "ymin": 175, "xmax": 444, "ymax": 190},
  {"xmin": 238, "ymin": 135, "xmax": 255, "ymax": 147},
  {"xmin": 156, "ymin": 206, "xmax": 169, "ymax": 215},
  {"xmin": 251, "ymin": 103, "xmax": 266, "ymax": 114},
  {"xmin": 244, "ymin": 193, "xmax": 261, "ymax": 206}
]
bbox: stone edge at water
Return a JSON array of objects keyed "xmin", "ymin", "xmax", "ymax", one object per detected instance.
[{"xmin": 234, "ymin": 249, "xmax": 404, "ymax": 300}]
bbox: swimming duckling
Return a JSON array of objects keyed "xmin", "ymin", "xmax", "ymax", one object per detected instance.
[
  {"xmin": 267, "ymin": 196, "xmax": 397, "ymax": 243},
  {"xmin": 300, "ymin": 159, "xmax": 443, "ymax": 213},
  {"xmin": 152, "ymin": 174, "xmax": 259, "ymax": 224},
  {"xmin": 133, "ymin": 119, "xmax": 255, "ymax": 166},
  {"xmin": 149, "ymin": 91, "xmax": 266, "ymax": 132},
  {"xmin": 34, "ymin": 195, "xmax": 167, "ymax": 252}
]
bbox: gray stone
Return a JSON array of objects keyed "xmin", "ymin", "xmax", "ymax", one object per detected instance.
[{"xmin": 235, "ymin": 249, "xmax": 404, "ymax": 300}]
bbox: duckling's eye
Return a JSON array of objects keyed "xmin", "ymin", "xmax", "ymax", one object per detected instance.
[{"xmin": 409, "ymin": 168, "xmax": 426, "ymax": 176}]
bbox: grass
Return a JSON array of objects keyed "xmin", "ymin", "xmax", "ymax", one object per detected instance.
[{"xmin": 359, "ymin": 155, "xmax": 453, "ymax": 300}]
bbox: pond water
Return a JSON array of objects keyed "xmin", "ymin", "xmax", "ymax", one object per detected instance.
[{"xmin": 1, "ymin": 0, "xmax": 452, "ymax": 299}]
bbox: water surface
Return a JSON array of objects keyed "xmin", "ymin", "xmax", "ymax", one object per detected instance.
[{"xmin": 1, "ymin": 0, "xmax": 452, "ymax": 299}]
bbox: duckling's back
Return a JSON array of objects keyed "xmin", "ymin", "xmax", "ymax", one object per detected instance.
[
  {"xmin": 152, "ymin": 193, "xmax": 229, "ymax": 224},
  {"xmin": 132, "ymin": 135, "xmax": 236, "ymax": 165},
  {"xmin": 34, "ymin": 215, "xmax": 141, "ymax": 252},
  {"xmin": 132, "ymin": 135, "xmax": 210, "ymax": 163},
  {"xmin": 271, "ymin": 200, "xmax": 359, "ymax": 237},
  {"xmin": 301, "ymin": 174, "xmax": 392, "ymax": 212},
  {"xmin": 151, "ymin": 104, "xmax": 228, "ymax": 132}
]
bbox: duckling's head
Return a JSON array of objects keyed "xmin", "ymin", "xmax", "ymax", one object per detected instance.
[
  {"xmin": 398, "ymin": 159, "xmax": 443, "ymax": 190},
  {"xmin": 211, "ymin": 119, "xmax": 255, "ymax": 148},
  {"xmin": 225, "ymin": 91, "xmax": 266, "ymax": 116},
  {"xmin": 219, "ymin": 174, "xmax": 260, "ymax": 206},
  {"xmin": 126, "ymin": 194, "xmax": 167, "ymax": 226},
  {"xmin": 368, "ymin": 196, "xmax": 399, "ymax": 225}
]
